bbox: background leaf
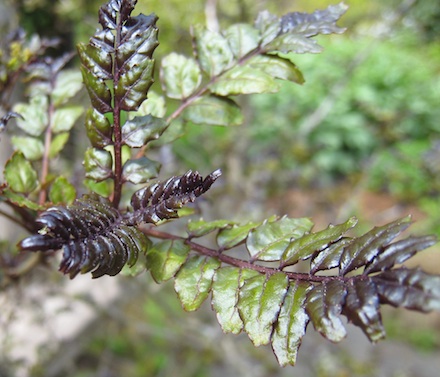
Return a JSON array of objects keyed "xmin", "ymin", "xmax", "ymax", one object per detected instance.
[
  {"xmin": 224, "ymin": 24, "xmax": 260, "ymax": 59},
  {"xmin": 11, "ymin": 136, "xmax": 44, "ymax": 161},
  {"xmin": 161, "ymin": 53, "xmax": 202, "ymax": 99},
  {"xmin": 13, "ymin": 95, "xmax": 48, "ymax": 136},
  {"xmin": 121, "ymin": 115, "xmax": 167, "ymax": 148},
  {"xmin": 52, "ymin": 106, "xmax": 84, "ymax": 133},
  {"xmin": 183, "ymin": 95, "xmax": 243, "ymax": 127},
  {"xmin": 49, "ymin": 176, "xmax": 77, "ymax": 204},
  {"xmin": 4, "ymin": 152, "xmax": 38, "ymax": 193}
]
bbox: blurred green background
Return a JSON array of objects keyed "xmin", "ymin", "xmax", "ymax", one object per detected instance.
[{"xmin": 1, "ymin": 0, "xmax": 440, "ymax": 376}]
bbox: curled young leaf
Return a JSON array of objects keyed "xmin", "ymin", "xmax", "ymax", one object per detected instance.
[
  {"xmin": 18, "ymin": 194, "xmax": 150, "ymax": 279},
  {"xmin": 128, "ymin": 170, "xmax": 221, "ymax": 225}
]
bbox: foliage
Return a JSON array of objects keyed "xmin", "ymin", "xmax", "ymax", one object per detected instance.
[{"xmin": 1, "ymin": 0, "xmax": 439, "ymax": 369}]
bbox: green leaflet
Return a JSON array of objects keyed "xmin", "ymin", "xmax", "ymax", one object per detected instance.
[
  {"xmin": 174, "ymin": 255, "xmax": 221, "ymax": 311},
  {"xmin": 121, "ymin": 115, "xmax": 167, "ymax": 148},
  {"xmin": 267, "ymin": 33, "xmax": 323, "ymax": 54},
  {"xmin": 11, "ymin": 136, "xmax": 44, "ymax": 161},
  {"xmin": 183, "ymin": 95, "xmax": 243, "ymax": 127},
  {"xmin": 52, "ymin": 106, "xmax": 84, "ymax": 133},
  {"xmin": 210, "ymin": 65, "xmax": 280, "ymax": 96},
  {"xmin": 13, "ymin": 95, "xmax": 48, "ymax": 137},
  {"xmin": 83, "ymin": 147, "xmax": 113, "ymax": 181},
  {"xmin": 271, "ymin": 281, "xmax": 311, "ymax": 366},
  {"xmin": 224, "ymin": 23, "xmax": 260, "ymax": 59},
  {"xmin": 1, "ymin": 188, "xmax": 43, "ymax": 211},
  {"xmin": 121, "ymin": 157, "xmax": 161, "ymax": 184},
  {"xmin": 248, "ymin": 54, "xmax": 304, "ymax": 84},
  {"xmin": 217, "ymin": 220, "xmax": 263, "ymax": 250},
  {"xmin": 305, "ymin": 280, "xmax": 347, "ymax": 343},
  {"xmin": 49, "ymin": 132, "xmax": 70, "ymax": 158},
  {"xmin": 246, "ymin": 216, "xmax": 313, "ymax": 262},
  {"xmin": 146, "ymin": 240, "xmax": 191, "ymax": 283},
  {"xmin": 192, "ymin": 25, "xmax": 234, "ymax": 77},
  {"xmin": 161, "ymin": 53, "xmax": 202, "ymax": 100},
  {"xmin": 187, "ymin": 219, "xmax": 235, "ymax": 238},
  {"xmin": 4, "ymin": 152, "xmax": 38, "ymax": 194},
  {"xmin": 49, "ymin": 176, "xmax": 77, "ymax": 205},
  {"xmin": 238, "ymin": 272, "xmax": 289, "ymax": 346},
  {"xmin": 211, "ymin": 267, "xmax": 260, "ymax": 334},
  {"xmin": 85, "ymin": 108, "xmax": 112, "ymax": 148},
  {"xmin": 339, "ymin": 216, "xmax": 412, "ymax": 275},
  {"xmin": 282, "ymin": 217, "xmax": 357, "ymax": 267},
  {"xmin": 254, "ymin": 10, "xmax": 281, "ymax": 46},
  {"xmin": 52, "ymin": 69, "xmax": 84, "ymax": 107},
  {"xmin": 77, "ymin": 44, "xmax": 113, "ymax": 114}
]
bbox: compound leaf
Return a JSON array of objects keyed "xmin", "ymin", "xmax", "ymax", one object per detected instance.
[
  {"xmin": 248, "ymin": 54, "xmax": 305, "ymax": 84},
  {"xmin": 187, "ymin": 219, "xmax": 234, "ymax": 238},
  {"xmin": 254, "ymin": 10, "xmax": 281, "ymax": 46},
  {"xmin": 217, "ymin": 220, "xmax": 263, "ymax": 250},
  {"xmin": 238, "ymin": 272, "xmax": 289, "ymax": 346},
  {"xmin": 174, "ymin": 255, "xmax": 221, "ymax": 311}
]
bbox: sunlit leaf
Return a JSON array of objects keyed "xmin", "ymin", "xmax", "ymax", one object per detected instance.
[
  {"xmin": 192, "ymin": 25, "xmax": 234, "ymax": 77},
  {"xmin": 248, "ymin": 54, "xmax": 304, "ymax": 84},
  {"xmin": 272, "ymin": 281, "xmax": 311, "ymax": 366},
  {"xmin": 187, "ymin": 219, "xmax": 234, "ymax": 238},
  {"xmin": 254, "ymin": 10, "xmax": 281, "ymax": 46},
  {"xmin": 122, "ymin": 157, "xmax": 161, "ymax": 184},
  {"xmin": 282, "ymin": 217, "xmax": 357, "ymax": 267},
  {"xmin": 132, "ymin": 91, "xmax": 166, "ymax": 118},
  {"xmin": 238, "ymin": 272, "xmax": 289, "ymax": 346},
  {"xmin": 11, "ymin": 136, "xmax": 44, "ymax": 161},
  {"xmin": 4, "ymin": 152, "xmax": 38, "ymax": 193},
  {"xmin": 224, "ymin": 24, "xmax": 260, "ymax": 59},
  {"xmin": 174, "ymin": 255, "xmax": 221, "ymax": 311},
  {"xmin": 13, "ymin": 95, "xmax": 48, "ymax": 136},
  {"xmin": 161, "ymin": 53, "xmax": 202, "ymax": 99},
  {"xmin": 210, "ymin": 65, "xmax": 279, "ymax": 96},
  {"xmin": 217, "ymin": 220, "xmax": 263, "ymax": 250},
  {"xmin": 211, "ymin": 267, "xmax": 260, "ymax": 334},
  {"xmin": 246, "ymin": 216, "xmax": 313, "ymax": 262},
  {"xmin": 146, "ymin": 240, "xmax": 191, "ymax": 283},
  {"xmin": 267, "ymin": 34, "xmax": 323, "ymax": 54},
  {"xmin": 183, "ymin": 95, "xmax": 243, "ymax": 127}
]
